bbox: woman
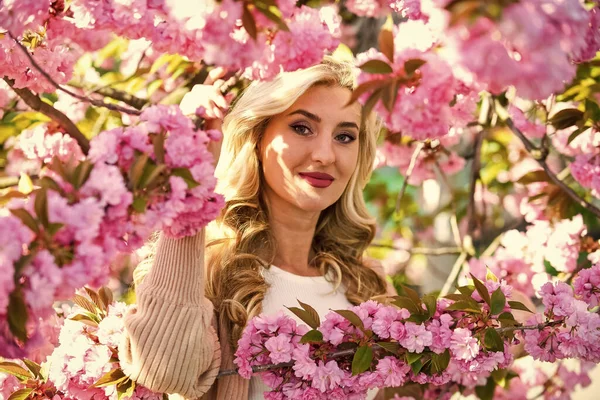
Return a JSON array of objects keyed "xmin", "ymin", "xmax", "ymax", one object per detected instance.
[{"xmin": 118, "ymin": 57, "xmax": 394, "ymax": 400}]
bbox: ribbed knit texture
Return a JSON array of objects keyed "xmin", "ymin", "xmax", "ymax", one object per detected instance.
[{"xmin": 119, "ymin": 230, "xmax": 395, "ymax": 400}]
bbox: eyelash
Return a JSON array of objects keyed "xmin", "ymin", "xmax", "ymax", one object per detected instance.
[{"xmin": 290, "ymin": 124, "xmax": 357, "ymax": 144}]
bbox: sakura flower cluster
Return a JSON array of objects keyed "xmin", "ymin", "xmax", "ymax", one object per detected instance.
[
  {"xmin": 0, "ymin": 105, "xmax": 223, "ymax": 358},
  {"xmin": 356, "ymin": 19, "xmax": 478, "ymax": 140},
  {"xmin": 235, "ymin": 277, "xmax": 519, "ymax": 399},
  {"xmin": 523, "ymin": 266, "xmax": 600, "ymax": 363},
  {"xmin": 444, "ymin": 0, "xmax": 595, "ymax": 100}
]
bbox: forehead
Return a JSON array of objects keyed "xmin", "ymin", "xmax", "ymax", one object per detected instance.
[{"xmin": 284, "ymin": 85, "xmax": 361, "ymax": 123}]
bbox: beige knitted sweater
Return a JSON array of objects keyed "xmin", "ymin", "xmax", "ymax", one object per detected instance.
[{"xmin": 118, "ymin": 230, "xmax": 393, "ymax": 400}]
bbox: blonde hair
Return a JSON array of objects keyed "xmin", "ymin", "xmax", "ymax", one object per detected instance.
[{"xmin": 204, "ymin": 56, "xmax": 388, "ymax": 347}]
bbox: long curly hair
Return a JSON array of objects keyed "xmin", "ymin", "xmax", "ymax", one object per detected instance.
[{"xmin": 203, "ymin": 56, "xmax": 388, "ymax": 347}]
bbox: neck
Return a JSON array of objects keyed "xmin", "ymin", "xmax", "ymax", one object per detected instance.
[{"xmin": 265, "ymin": 195, "xmax": 321, "ymax": 277}]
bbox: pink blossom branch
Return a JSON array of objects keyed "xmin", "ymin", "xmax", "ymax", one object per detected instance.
[
  {"xmin": 4, "ymin": 78, "xmax": 90, "ymax": 154},
  {"xmin": 9, "ymin": 32, "xmax": 142, "ymax": 116},
  {"xmin": 217, "ymin": 320, "xmax": 561, "ymax": 378},
  {"xmin": 496, "ymin": 102, "xmax": 600, "ymax": 219}
]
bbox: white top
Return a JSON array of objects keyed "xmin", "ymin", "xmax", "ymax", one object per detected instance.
[{"xmin": 248, "ymin": 265, "xmax": 377, "ymax": 400}]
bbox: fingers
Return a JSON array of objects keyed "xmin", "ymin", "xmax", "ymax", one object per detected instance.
[{"xmin": 205, "ymin": 67, "xmax": 227, "ymax": 85}]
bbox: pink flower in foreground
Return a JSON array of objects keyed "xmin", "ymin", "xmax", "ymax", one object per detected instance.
[
  {"xmin": 312, "ymin": 360, "xmax": 345, "ymax": 393},
  {"xmin": 399, "ymin": 322, "xmax": 432, "ymax": 353},
  {"xmin": 450, "ymin": 328, "xmax": 479, "ymax": 361}
]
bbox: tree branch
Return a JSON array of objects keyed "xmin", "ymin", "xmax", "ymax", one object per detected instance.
[
  {"xmin": 369, "ymin": 243, "xmax": 463, "ymax": 256},
  {"xmin": 395, "ymin": 141, "xmax": 424, "ymax": 215},
  {"xmin": 4, "ymin": 78, "xmax": 90, "ymax": 154},
  {"xmin": 9, "ymin": 32, "xmax": 142, "ymax": 116},
  {"xmin": 504, "ymin": 117, "xmax": 600, "ymax": 219},
  {"xmin": 466, "ymin": 130, "xmax": 484, "ymax": 239}
]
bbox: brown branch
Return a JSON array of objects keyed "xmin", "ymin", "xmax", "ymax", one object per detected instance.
[
  {"xmin": 466, "ymin": 130, "xmax": 484, "ymax": 238},
  {"xmin": 504, "ymin": 117, "xmax": 600, "ymax": 219},
  {"xmin": 216, "ymin": 348, "xmax": 357, "ymax": 378},
  {"xmin": 395, "ymin": 141, "xmax": 424, "ymax": 215},
  {"xmin": 4, "ymin": 78, "xmax": 90, "ymax": 154},
  {"xmin": 369, "ymin": 243, "xmax": 463, "ymax": 256},
  {"xmin": 9, "ymin": 32, "xmax": 141, "ymax": 116}
]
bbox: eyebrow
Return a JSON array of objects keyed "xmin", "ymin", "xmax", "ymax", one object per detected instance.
[{"xmin": 288, "ymin": 109, "xmax": 359, "ymax": 131}]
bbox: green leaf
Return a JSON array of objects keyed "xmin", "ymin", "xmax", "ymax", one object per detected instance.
[
  {"xmin": 34, "ymin": 188, "xmax": 49, "ymax": 227},
  {"xmin": 378, "ymin": 26, "xmax": 394, "ymax": 63},
  {"xmin": 73, "ymin": 294, "xmax": 99, "ymax": 315},
  {"xmin": 392, "ymin": 296, "xmax": 422, "ymax": 315},
  {"xmin": 7, "ymin": 388, "xmax": 34, "ymax": 400},
  {"xmin": 333, "ymin": 309, "xmax": 365, "ymax": 332},
  {"xmin": 422, "ymin": 294, "xmax": 437, "ymax": 318},
  {"xmin": 475, "ymin": 376, "xmax": 497, "ymax": 400},
  {"xmin": 171, "ymin": 168, "xmax": 200, "ymax": 189},
  {"xmin": 470, "ymin": 273, "xmax": 491, "ymax": 306},
  {"xmin": 22, "ymin": 358, "xmax": 41, "ymax": 379},
  {"xmin": 73, "ymin": 160, "xmax": 94, "ymax": 189},
  {"xmin": 46, "ymin": 222, "xmax": 64, "ymax": 236},
  {"xmin": 10, "ymin": 208, "xmax": 39, "ymax": 233},
  {"xmin": 287, "ymin": 307, "xmax": 320, "ymax": 329},
  {"xmin": 359, "ymin": 59, "xmax": 393, "ymax": 74},
  {"xmin": 128, "ymin": 153, "xmax": 149, "ymax": 190},
  {"xmin": 544, "ymin": 260, "xmax": 559, "ymax": 276},
  {"xmin": 508, "ymin": 300, "xmax": 533, "ymax": 313},
  {"xmin": 8, "ymin": 289, "xmax": 28, "ymax": 343},
  {"xmin": 352, "ymin": 345, "xmax": 373, "ymax": 375},
  {"xmin": 132, "ymin": 196, "xmax": 147, "ymax": 213},
  {"xmin": 517, "ymin": 170, "xmax": 550, "ymax": 185},
  {"xmin": 117, "ymin": 378, "xmax": 136, "ymax": 400},
  {"xmin": 297, "ymin": 300, "xmax": 321, "ymax": 328},
  {"xmin": 498, "ymin": 312, "xmax": 519, "ymax": 328},
  {"xmin": 457, "ymin": 285, "xmax": 475, "ymax": 296},
  {"xmin": 484, "ymin": 328, "xmax": 504, "ymax": 352},
  {"xmin": 549, "ymin": 108, "xmax": 584, "ymax": 130},
  {"xmin": 346, "ymin": 78, "xmax": 390, "ymax": 106},
  {"xmin": 38, "ymin": 176, "xmax": 63, "ymax": 193},
  {"xmin": 0, "ymin": 362, "xmax": 33, "ymax": 381},
  {"xmin": 300, "ymin": 329, "xmax": 323, "ymax": 344},
  {"xmin": 376, "ymin": 341, "xmax": 400, "ymax": 355},
  {"xmin": 254, "ymin": 1, "xmax": 289, "ymax": 31},
  {"xmin": 84, "ymin": 287, "xmax": 105, "ymax": 313},
  {"xmin": 485, "ymin": 268, "xmax": 498, "ymax": 283},
  {"xmin": 406, "ymin": 352, "xmax": 422, "ymax": 365},
  {"xmin": 92, "ymin": 368, "xmax": 128, "ymax": 388},
  {"xmin": 140, "ymin": 163, "xmax": 168, "ymax": 190},
  {"xmin": 399, "ymin": 285, "xmax": 422, "ymax": 307},
  {"xmin": 70, "ymin": 313, "xmax": 100, "ymax": 327},
  {"xmin": 99, "ymin": 287, "xmax": 114, "ymax": 310},
  {"xmin": 151, "ymin": 133, "xmax": 166, "ymax": 164},
  {"xmin": 490, "ymin": 287, "xmax": 506, "ymax": 315},
  {"xmin": 430, "ymin": 349, "xmax": 450, "ymax": 374},
  {"xmin": 410, "ymin": 359, "xmax": 423, "ymax": 375},
  {"xmin": 404, "ymin": 59, "xmax": 426, "ymax": 75},
  {"xmin": 241, "ymin": 4, "xmax": 257, "ymax": 40},
  {"xmin": 445, "ymin": 301, "xmax": 482, "ymax": 314}
]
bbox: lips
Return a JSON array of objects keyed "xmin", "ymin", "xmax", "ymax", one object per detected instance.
[{"xmin": 299, "ymin": 172, "xmax": 335, "ymax": 188}]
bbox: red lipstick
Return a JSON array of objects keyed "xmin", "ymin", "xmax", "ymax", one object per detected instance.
[{"xmin": 299, "ymin": 172, "xmax": 334, "ymax": 188}]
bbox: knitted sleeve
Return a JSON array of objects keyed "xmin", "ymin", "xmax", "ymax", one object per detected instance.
[{"xmin": 119, "ymin": 230, "xmax": 222, "ymax": 399}]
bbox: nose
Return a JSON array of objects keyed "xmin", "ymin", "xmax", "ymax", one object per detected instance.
[{"xmin": 311, "ymin": 134, "xmax": 336, "ymax": 165}]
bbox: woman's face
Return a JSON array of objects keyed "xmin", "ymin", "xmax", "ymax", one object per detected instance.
[{"xmin": 259, "ymin": 85, "xmax": 361, "ymax": 214}]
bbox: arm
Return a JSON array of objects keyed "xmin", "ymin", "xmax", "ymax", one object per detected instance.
[{"xmin": 119, "ymin": 230, "xmax": 222, "ymax": 398}]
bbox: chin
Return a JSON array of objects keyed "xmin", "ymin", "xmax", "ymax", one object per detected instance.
[{"xmin": 293, "ymin": 196, "xmax": 339, "ymax": 213}]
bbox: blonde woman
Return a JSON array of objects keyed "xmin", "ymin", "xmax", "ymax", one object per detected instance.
[{"xmin": 119, "ymin": 57, "xmax": 395, "ymax": 400}]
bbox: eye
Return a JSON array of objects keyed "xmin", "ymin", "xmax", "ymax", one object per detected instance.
[
  {"xmin": 335, "ymin": 132, "xmax": 357, "ymax": 144},
  {"xmin": 290, "ymin": 123, "xmax": 312, "ymax": 136}
]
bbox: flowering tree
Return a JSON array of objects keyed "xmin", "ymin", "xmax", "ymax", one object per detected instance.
[{"xmin": 0, "ymin": 0, "xmax": 599, "ymax": 399}]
